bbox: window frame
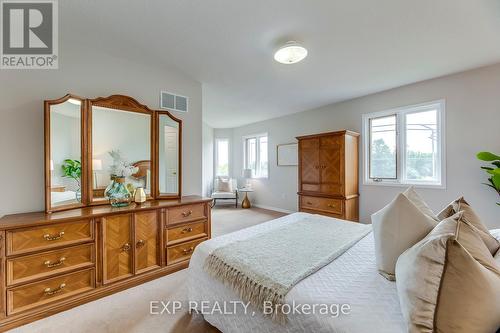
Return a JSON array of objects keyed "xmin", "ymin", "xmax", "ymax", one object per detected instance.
[
  {"xmin": 214, "ymin": 138, "xmax": 230, "ymax": 177},
  {"xmin": 362, "ymin": 100, "xmax": 446, "ymax": 189},
  {"xmin": 243, "ymin": 133, "xmax": 269, "ymax": 179}
]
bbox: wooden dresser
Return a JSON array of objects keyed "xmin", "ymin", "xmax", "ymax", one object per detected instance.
[
  {"xmin": 0, "ymin": 196, "xmax": 211, "ymax": 331},
  {"xmin": 297, "ymin": 130, "xmax": 359, "ymax": 221}
]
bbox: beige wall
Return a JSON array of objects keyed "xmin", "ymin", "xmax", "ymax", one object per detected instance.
[
  {"xmin": 226, "ymin": 63, "xmax": 500, "ymax": 228},
  {"xmin": 0, "ymin": 42, "xmax": 203, "ymax": 217}
]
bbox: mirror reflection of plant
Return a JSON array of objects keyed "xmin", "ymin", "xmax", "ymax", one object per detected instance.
[
  {"xmin": 61, "ymin": 159, "xmax": 81, "ymax": 188},
  {"xmin": 477, "ymin": 151, "xmax": 500, "ymax": 206}
]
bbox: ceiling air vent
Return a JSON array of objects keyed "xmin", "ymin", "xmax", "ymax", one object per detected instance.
[{"xmin": 160, "ymin": 91, "xmax": 188, "ymax": 112}]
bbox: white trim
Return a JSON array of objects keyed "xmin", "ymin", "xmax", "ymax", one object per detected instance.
[
  {"xmin": 251, "ymin": 204, "xmax": 296, "ymax": 214},
  {"xmin": 362, "ymin": 99, "xmax": 446, "ymax": 189}
]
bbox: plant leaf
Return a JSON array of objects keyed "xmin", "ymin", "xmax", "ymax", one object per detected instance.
[
  {"xmin": 492, "ymin": 161, "xmax": 500, "ymax": 168},
  {"xmin": 487, "ymin": 168, "xmax": 500, "ymax": 176},
  {"xmin": 491, "ymin": 174, "xmax": 500, "ymax": 190},
  {"xmin": 477, "ymin": 151, "xmax": 500, "ymax": 161},
  {"xmin": 481, "ymin": 166, "xmax": 494, "ymax": 170}
]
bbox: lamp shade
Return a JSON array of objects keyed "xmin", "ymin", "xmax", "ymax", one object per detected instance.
[
  {"xmin": 92, "ymin": 159, "xmax": 103, "ymax": 171},
  {"xmin": 242, "ymin": 169, "xmax": 252, "ymax": 179},
  {"xmin": 50, "ymin": 160, "xmax": 54, "ymax": 171}
]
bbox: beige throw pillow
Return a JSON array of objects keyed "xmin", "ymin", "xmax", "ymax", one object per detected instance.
[
  {"xmin": 396, "ymin": 213, "xmax": 500, "ymax": 333},
  {"xmin": 217, "ymin": 178, "xmax": 233, "ymax": 192},
  {"xmin": 371, "ymin": 193, "xmax": 437, "ymax": 280},
  {"xmin": 403, "ymin": 186, "xmax": 439, "ymax": 221},
  {"xmin": 438, "ymin": 197, "xmax": 500, "ymax": 254}
]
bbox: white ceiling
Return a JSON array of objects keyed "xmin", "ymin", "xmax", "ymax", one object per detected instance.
[{"xmin": 62, "ymin": 0, "xmax": 500, "ymax": 128}]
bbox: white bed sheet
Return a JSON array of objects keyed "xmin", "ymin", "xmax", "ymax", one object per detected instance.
[
  {"xmin": 187, "ymin": 213, "xmax": 406, "ymax": 333},
  {"xmin": 51, "ymin": 190, "xmax": 77, "ymax": 205}
]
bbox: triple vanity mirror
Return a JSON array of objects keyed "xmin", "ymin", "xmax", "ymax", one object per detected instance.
[{"xmin": 45, "ymin": 94, "xmax": 182, "ymax": 213}]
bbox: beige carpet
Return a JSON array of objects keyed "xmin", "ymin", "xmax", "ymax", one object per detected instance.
[{"xmin": 8, "ymin": 206, "xmax": 287, "ymax": 333}]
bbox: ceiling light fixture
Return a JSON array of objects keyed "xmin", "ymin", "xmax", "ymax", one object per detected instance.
[{"xmin": 274, "ymin": 41, "xmax": 308, "ymax": 64}]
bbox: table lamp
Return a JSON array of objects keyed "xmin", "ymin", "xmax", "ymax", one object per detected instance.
[
  {"xmin": 92, "ymin": 159, "xmax": 103, "ymax": 188},
  {"xmin": 242, "ymin": 168, "xmax": 252, "ymax": 189}
]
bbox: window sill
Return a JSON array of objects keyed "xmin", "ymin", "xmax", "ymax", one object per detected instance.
[{"xmin": 363, "ymin": 181, "xmax": 446, "ymax": 190}]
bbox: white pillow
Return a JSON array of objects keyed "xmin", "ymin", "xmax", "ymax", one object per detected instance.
[{"xmin": 371, "ymin": 193, "xmax": 437, "ymax": 280}]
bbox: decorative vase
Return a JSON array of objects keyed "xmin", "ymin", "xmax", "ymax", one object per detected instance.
[
  {"xmin": 104, "ymin": 175, "xmax": 116, "ymax": 199},
  {"xmin": 107, "ymin": 176, "xmax": 132, "ymax": 207},
  {"xmin": 133, "ymin": 187, "xmax": 147, "ymax": 204}
]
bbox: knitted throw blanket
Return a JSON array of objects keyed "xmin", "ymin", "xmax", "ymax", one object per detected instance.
[{"xmin": 204, "ymin": 215, "xmax": 372, "ymax": 323}]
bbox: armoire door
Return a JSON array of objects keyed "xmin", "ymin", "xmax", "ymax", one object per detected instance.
[
  {"xmin": 102, "ymin": 214, "xmax": 133, "ymax": 284},
  {"xmin": 300, "ymin": 138, "xmax": 320, "ymax": 192},
  {"xmin": 134, "ymin": 211, "xmax": 160, "ymax": 274},
  {"xmin": 319, "ymin": 135, "xmax": 343, "ymax": 195}
]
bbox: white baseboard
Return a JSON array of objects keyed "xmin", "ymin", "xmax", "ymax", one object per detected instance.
[{"xmin": 251, "ymin": 204, "xmax": 296, "ymax": 214}]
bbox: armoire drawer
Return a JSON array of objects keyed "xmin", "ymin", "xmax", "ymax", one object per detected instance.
[
  {"xmin": 6, "ymin": 220, "xmax": 93, "ymax": 255},
  {"xmin": 167, "ymin": 203, "xmax": 206, "ymax": 225},
  {"xmin": 6, "ymin": 243, "xmax": 94, "ymax": 286},
  {"xmin": 7, "ymin": 268, "xmax": 95, "ymax": 315},
  {"xmin": 166, "ymin": 221, "xmax": 207, "ymax": 245},
  {"xmin": 166, "ymin": 238, "xmax": 207, "ymax": 265},
  {"xmin": 301, "ymin": 196, "xmax": 343, "ymax": 215}
]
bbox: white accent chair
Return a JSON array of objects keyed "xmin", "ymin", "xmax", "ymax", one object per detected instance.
[{"xmin": 211, "ymin": 177, "xmax": 238, "ymax": 208}]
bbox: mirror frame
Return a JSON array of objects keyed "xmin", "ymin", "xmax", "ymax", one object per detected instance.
[
  {"xmin": 154, "ymin": 111, "xmax": 183, "ymax": 199},
  {"xmin": 87, "ymin": 95, "xmax": 157, "ymax": 205},
  {"xmin": 44, "ymin": 94, "xmax": 183, "ymax": 213},
  {"xmin": 44, "ymin": 94, "xmax": 88, "ymax": 213}
]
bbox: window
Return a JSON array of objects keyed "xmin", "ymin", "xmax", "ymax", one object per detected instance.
[
  {"xmin": 244, "ymin": 133, "xmax": 268, "ymax": 178},
  {"xmin": 215, "ymin": 138, "xmax": 229, "ymax": 176},
  {"xmin": 363, "ymin": 100, "xmax": 445, "ymax": 187}
]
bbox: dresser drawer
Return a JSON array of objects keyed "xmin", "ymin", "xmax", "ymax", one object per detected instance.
[
  {"xmin": 300, "ymin": 196, "xmax": 343, "ymax": 215},
  {"xmin": 7, "ymin": 268, "xmax": 95, "ymax": 315},
  {"xmin": 166, "ymin": 238, "xmax": 207, "ymax": 266},
  {"xmin": 166, "ymin": 221, "xmax": 207, "ymax": 246},
  {"xmin": 6, "ymin": 244, "xmax": 94, "ymax": 286},
  {"xmin": 167, "ymin": 204, "xmax": 206, "ymax": 225},
  {"xmin": 6, "ymin": 220, "xmax": 93, "ymax": 256}
]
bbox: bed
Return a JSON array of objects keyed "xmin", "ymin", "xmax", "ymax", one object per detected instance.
[
  {"xmin": 51, "ymin": 190, "xmax": 77, "ymax": 205},
  {"xmin": 187, "ymin": 213, "xmax": 406, "ymax": 333}
]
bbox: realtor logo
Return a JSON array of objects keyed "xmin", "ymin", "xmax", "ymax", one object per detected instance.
[{"xmin": 1, "ymin": 0, "xmax": 58, "ymax": 69}]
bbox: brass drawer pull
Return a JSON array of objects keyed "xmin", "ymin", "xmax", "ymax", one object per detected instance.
[
  {"xmin": 181, "ymin": 227, "xmax": 193, "ymax": 234},
  {"xmin": 182, "ymin": 247, "xmax": 194, "ymax": 255},
  {"xmin": 328, "ymin": 203, "xmax": 336, "ymax": 208},
  {"xmin": 121, "ymin": 243, "xmax": 131, "ymax": 252},
  {"xmin": 43, "ymin": 231, "xmax": 65, "ymax": 241},
  {"xmin": 44, "ymin": 257, "xmax": 66, "ymax": 268},
  {"xmin": 136, "ymin": 239, "xmax": 145, "ymax": 248},
  {"xmin": 306, "ymin": 201, "xmax": 313, "ymax": 205},
  {"xmin": 44, "ymin": 283, "xmax": 66, "ymax": 296},
  {"xmin": 181, "ymin": 210, "xmax": 193, "ymax": 217}
]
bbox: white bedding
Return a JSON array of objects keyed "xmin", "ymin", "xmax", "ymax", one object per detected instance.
[
  {"xmin": 51, "ymin": 190, "xmax": 77, "ymax": 205},
  {"xmin": 188, "ymin": 213, "xmax": 406, "ymax": 333}
]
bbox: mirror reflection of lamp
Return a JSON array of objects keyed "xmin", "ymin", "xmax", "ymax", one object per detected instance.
[
  {"xmin": 49, "ymin": 160, "xmax": 54, "ymax": 186},
  {"xmin": 242, "ymin": 168, "xmax": 253, "ymax": 189},
  {"xmin": 92, "ymin": 159, "xmax": 103, "ymax": 188}
]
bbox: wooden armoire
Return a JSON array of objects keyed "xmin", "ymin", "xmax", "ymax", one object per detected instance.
[{"xmin": 297, "ymin": 130, "xmax": 359, "ymax": 222}]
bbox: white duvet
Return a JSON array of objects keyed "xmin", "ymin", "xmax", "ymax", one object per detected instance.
[{"xmin": 187, "ymin": 213, "xmax": 406, "ymax": 333}]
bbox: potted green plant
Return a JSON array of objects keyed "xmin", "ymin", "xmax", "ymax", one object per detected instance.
[
  {"xmin": 476, "ymin": 151, "xmax": 500, "ymax": 206},
  {"xmin": 61, "ymin": 159, "xmax": 82, "ymax": 202}
]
